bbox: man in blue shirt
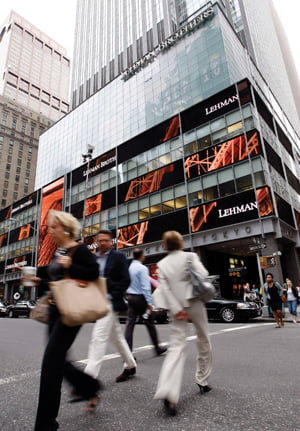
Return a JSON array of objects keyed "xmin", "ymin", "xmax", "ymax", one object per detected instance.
[{"xmin": 125, "ymin": 248, "xmax": 167, "ymax": 359}]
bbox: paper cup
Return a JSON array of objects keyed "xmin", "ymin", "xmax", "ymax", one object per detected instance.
[{"xmin": 21, "ymin": 266, "xmax": 37, "ymax": 286}]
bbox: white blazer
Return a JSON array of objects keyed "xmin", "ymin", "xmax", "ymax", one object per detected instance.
[{"xmin": 154, "ymin": 250, "xmax": 209, "ymax": 316}]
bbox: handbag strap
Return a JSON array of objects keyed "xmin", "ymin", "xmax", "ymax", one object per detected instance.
[{"xmin": 62, "ymin": 244, "xmax": 81, "ymax": 278}]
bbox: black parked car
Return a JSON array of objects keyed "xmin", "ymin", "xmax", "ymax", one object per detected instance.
[
  {"xmin": 205, "ymin": 295, "xmax": 262, "ymax": 323},
  {"xmin": 0, "ymin": 301, "xmax": 8, "ymax": 317},
  {"xmin": 7, "ymin": 300, "xmax": 35, "ymax": 318}
]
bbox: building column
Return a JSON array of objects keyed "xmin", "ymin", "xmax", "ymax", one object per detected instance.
[{"xmin": 282, "ymin": 244, "xmax": 300, "ymax": 283}]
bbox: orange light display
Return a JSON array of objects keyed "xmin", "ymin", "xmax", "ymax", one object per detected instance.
[{"xmin": 37, "ymin": 178, "xmax": 64, "ymax": 266}]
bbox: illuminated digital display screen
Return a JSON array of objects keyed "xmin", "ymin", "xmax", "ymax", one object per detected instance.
[
  {"xmin": 190, "ymin": 187, "xmax": 273, "ymax": 232},
  {"xmin": 37, "ymin": 177, "xmax": 64, "ymax": 266},
  {"xmin": 117, "ymin": 209, "xmax": 189, "ymax": 248},
  {"xmin": 185, "ymin": 130, "xmax": 261, "ymax": 180}
]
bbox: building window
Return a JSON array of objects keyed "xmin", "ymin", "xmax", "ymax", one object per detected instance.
[
  {"xmin": 20, "ymin": 79, "xmax": 30, "ymax": 93},
  {"xmin": 4, "ymin": 181, "xmax": 8, "ymax": 188},
  {"xmin": 26, "ymin": 170, "xmax": 30, "ymax": 177},
  {"xmin": 13, "ymin": 192, "xmax": 18, "ymax": 200},
  {"xmin": 28, "ymin": 146, "xmax": 32, "ymax": 153},
  {"xmin": 5, "ymin": 172, "xmax": 9, "ymax": 179},
  {"xmin": 52, "ymin": 97, "xmax": 60, "ymax": 108},
  {"xmin": 7, "ymin": 155, "xmax": 12, "ymax": 162},
  {"xmin": 3, "ymin": 190, "xmax": 7, "ymax": 197},
  {"xmin": 42, "ymin": 91, "xmax": 50, "ymax": 103},
  {"xmin": 18, "ymin": 150, "xmax": 23, "ymax": 157},
  {"xmin": 16, "ymin": 167, "xmax": 21, "ymax": 174},
  {"xmin": 1, "ymin": 199, "xmax": 6, "ymax": 207},
  {"xmin": 14, "ymin": 183, "xmax": 19, "ymax": 191},
  {"xmin": 26, "ymin": 162, "xmax": 31, "ymax": 169},
  {"xmin": 31, "ymin": 85, "xmax": 40, "ymax": 98},
  {"xmin": 7, "ymin": 72, "xmax": 18, "ymax": 86},
  {"xmin": 6, "ymin": 164, "xmax": 10, "ymax": 170},
  {"xmin": 24, "ymin": 186, "xmax": 28, "ymax": 194},
  {"xmin": 27, "ymin": 154, "xmax": 32, "ymax": 161},
  {"xmin": 8, "ymin": 148, "xmax": 13, "ymax": 154},
  {"xmin": 15, "ymin": 175, "xmax": 20, "ymax": 182},
  {"xmin": 17, "ymin": 158, "xmax": 22, "ymax": 166},
  {"xmin": 25, "ymin": 178, "xmax": 29, "ymax": 185},
  {"xmin": 54, "ymin": 51, "xmax": 61, "ymax": 60},
  {"xmin": 25, "ymin": 30, "xmax": 33, "ymax": 42}
]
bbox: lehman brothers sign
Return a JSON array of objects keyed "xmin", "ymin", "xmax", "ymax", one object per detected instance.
[{"xmin": 121, "ymin": 6, "xmax": 214, "ymax": 81}]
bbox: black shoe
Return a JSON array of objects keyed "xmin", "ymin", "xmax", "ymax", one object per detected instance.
[
  {"xmin": 197, "ymin": 384, "xmax": 212, "ymax": 394},
  {"xmin": 163, "ymin": 399, "xmax": 177, "ymax": 416},
  {"xmin": 69, "ymin": 380, "xmax": 103, "ymax": 403},
  {"xmin": 115, "ymin": 367, "xmax": 136, "ymax": 382},
  {"xmin": 156, "ymin": 346, "xmax": 167, "ymax": 356}
]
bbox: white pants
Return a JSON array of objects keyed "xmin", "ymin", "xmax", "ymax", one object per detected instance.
[
  {"xmin": 154, "ymin": 298, "xmax": 212, "ymax": 404},
  {"xmin": 85, "ymin": 302, "xmax": 136, "ymax": 379}
]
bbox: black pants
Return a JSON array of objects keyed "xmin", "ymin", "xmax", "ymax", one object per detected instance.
[
  {"xmin": 34, "ymin": 305, "xmax": 99, "ymax": 431},
  {"xmin": 125, "ymin": 294, "xmax": 159, "ymax": 351}
]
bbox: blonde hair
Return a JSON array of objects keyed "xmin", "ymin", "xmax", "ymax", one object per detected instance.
[
  {"xmin": 48, "ymin": 210, "xmax": 80, "ymax": 239},
  {"xmin": 162, "ymin": 230, "xmax": 184, "ymax": 251}
]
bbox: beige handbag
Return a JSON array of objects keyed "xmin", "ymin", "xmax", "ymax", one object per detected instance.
[
  {"xmin": 49, "ymin": 277, "xmax": 108, "ymax": 326},
  {"xmin": 30, "ymin": 294, "xmax": 50, "ymax": 324}
]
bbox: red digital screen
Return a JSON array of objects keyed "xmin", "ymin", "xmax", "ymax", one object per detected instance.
[
  {"xmin": 37, "ymin": 177, "xmax": 64, "ymax": 266},
  {"xmin": 185, "ymin": 130, "xmax": 260, "ymax": 179}
]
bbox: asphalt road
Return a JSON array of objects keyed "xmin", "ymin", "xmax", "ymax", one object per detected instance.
[{"xmin": 1, "ymin": 315, "xmax": 299, "ymax": 431}]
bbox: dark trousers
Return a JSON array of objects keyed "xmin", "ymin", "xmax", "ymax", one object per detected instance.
[
  {"xmin": 125, "ymin": 294, "xmax": 159, "ymax": 351},
  {"xmin": 34, "ymin": 305, "xmax": 99, "ymax": 431}
]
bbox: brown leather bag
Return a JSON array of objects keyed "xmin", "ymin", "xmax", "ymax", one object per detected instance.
[{"xmin": 50, "ymin": 277, "xmax": 108, "ymax": 326}]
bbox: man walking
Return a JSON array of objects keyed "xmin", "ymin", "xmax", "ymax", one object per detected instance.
[
  {"xmin": 125, "ymin": 248, "xmax": 167, "ymax": 357},
  {"xmin": 84, "ymin": 230, "xmax": 136, "ymax": 383}
]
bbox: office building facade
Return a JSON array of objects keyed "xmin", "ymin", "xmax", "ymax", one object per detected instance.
[
  {"xmin": 0, "ymin": 11, "xmax": 70, "ymax": 121},
  {"xmin": 0, "ymin": 11, "xmax": 71, "ymax": 210},
  {"xmin": 1, "ymin": 1, "xmax": 299, "ymax": 301},
  {"xmin": 1, "ymin": 78, "xmax": 300, "ymax": 301}
]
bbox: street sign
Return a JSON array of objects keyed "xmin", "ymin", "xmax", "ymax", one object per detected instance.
[{"xmin": 249, "ymin": 243, "xmax": 267, "ymax": 251}]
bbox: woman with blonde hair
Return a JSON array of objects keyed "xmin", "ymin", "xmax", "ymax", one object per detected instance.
[
  {"xmin": 33, "ymin": 210, "xmax": 101, "ymax": 431},
  {"xmin": 153, "ymin": 230, "xmax": 212, "ymax": 416}
]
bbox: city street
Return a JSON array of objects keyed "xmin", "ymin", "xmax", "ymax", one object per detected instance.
[{"xmin": 1, "ymin": 316, "xmax": 299, "ymax": 431}]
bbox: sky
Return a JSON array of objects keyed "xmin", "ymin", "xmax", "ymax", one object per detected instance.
[{"xmin": 0, "ymin": 0, "xmax": 299, "ymax": 76}]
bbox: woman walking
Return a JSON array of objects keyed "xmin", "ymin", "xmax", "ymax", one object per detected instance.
[
  {"xmin": 283, "ymin": 278, "xmax": 298, "ymax": 323},
  {"xmin": 33, "ymin": 210, "xmax": 101, "ymax": 431},
  {"xmin": 153, "ymin": 231, "xmax": 212, "ymax": 416},
  {"xmin": 263, "ymin": 273, "xmax": 284, "ymax": 328}
]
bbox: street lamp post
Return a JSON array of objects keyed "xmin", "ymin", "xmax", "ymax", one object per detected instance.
[
  {"xmin": 81, "ymin": 145, "xmax": 95, "ymax": 241},
  {"xmin": 3, "ymin": 218, "xmax": 16, "ymax": 301}
]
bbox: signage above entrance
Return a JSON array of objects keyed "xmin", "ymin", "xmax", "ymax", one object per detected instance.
[{"xmin": 249, "ymin": 243, "xmax": 267, "ymax": 251}]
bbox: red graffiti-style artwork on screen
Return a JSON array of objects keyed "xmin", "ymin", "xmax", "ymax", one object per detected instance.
[
  {"xmin": 37, "ymin": 178, "xmax": 64, "ymax": 266},
  {"xmin": 161, "ymin": 116, "xmax": 180, "ymax": 142},
  {"xmin": 190, "ymin": 201, "xmax": 218, "ymax": 232},
  {"xmin": 125, "ymin": 165, "xmax": 174, "ymax": 201},
  {"xmin": 18, "ymin": 224, "xmax": 31, "ymax": 240},
  {"xmin": 185, "ymin": 131, "xmax": 260, "ymax": 179},
  {"xmin": 85, "ymin": 194, "xmax": 102, "ymax": 216},
  {"xmin": 256, "ymin": 187, "xmax": 273, "ymax": 216},
  {"xmin": 117, "ymin": 222, "xmax": 149, "ymax": 249}
]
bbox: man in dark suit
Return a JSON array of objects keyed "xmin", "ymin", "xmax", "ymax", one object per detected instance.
[{"xmin": 84, "ymin": 230, "xmax": 136, "ymax": 382}]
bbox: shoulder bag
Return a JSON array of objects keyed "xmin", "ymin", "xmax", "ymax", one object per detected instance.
[
  {"xmin": 187, "ymin": 253, "xmax": 215, "ymax": 303},
  {"xmin": 49, "ymin": 246, "xmax": 109, "ymax": 326},
  {"xmin": 50, "ymin": 277, "xmax": 108, "ymax": 326},
  {"xmin": 30, "ymin": 294, "xmax": 50, "ymax": 324}
]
